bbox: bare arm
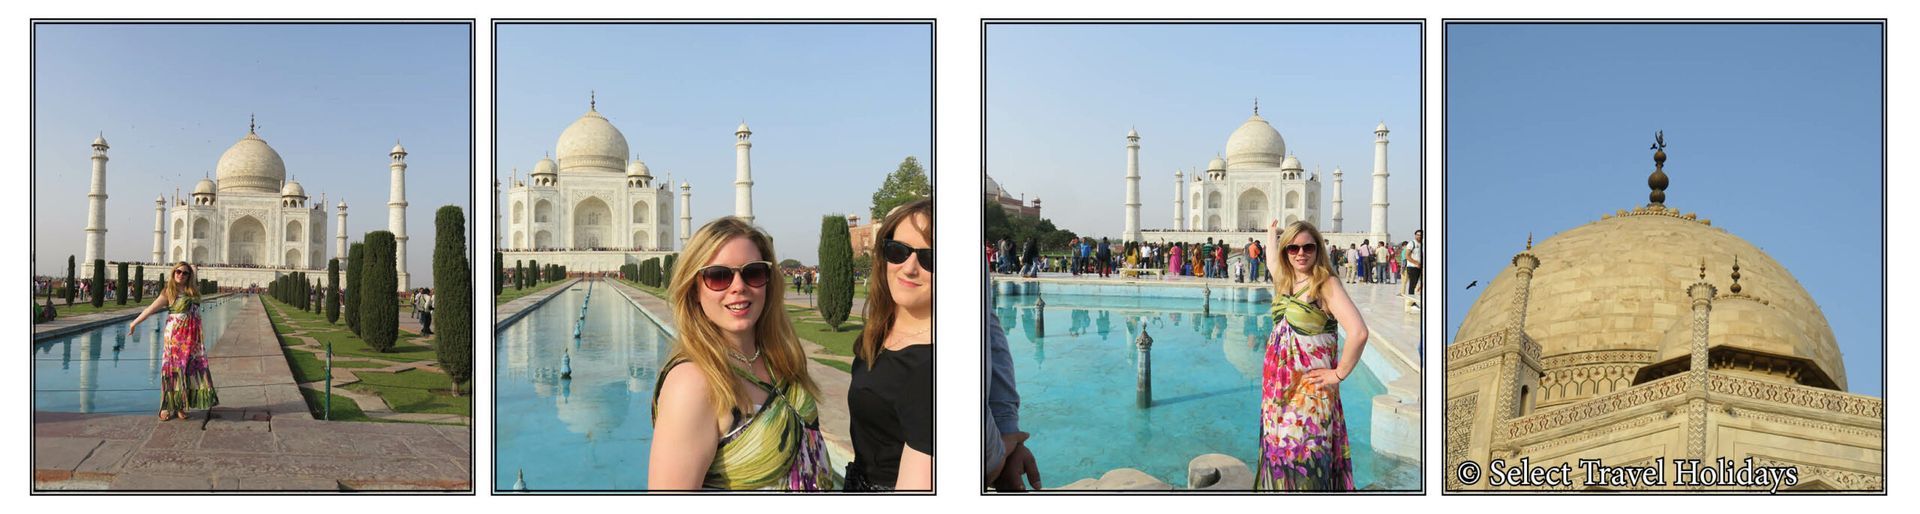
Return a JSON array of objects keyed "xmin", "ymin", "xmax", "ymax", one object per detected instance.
[
  {"xmin": 895, "ymin": 446, "xmax": 933, "ymax": 490},
  {"xmin": 647, "ymin": 364, "xmax": 720, "ymax": 490},
  {"xmin": 1318, "ymin": 279, "xmax": 1369, "ymax": 381},
  {"xmin": 126, "ymin": 291, "xmax": 172, "ymax": 335},
  {"xmin": 1263, "ymin": 220, "xmax": 1284, "ymax": 285}
]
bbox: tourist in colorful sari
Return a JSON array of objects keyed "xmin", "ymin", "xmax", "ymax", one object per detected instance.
[
  {"xmin": 127, "ymin": 262, "xmax": 219, "ymax": 421},
  {"xmin": 650, "ymin": 217, "xmax": 835, "ymax": 491},
  {"xmin": 846, "ymin": 198, "xmax": 934, "ymax": 491},
  {"xmin": 1256, "ymin": 220, "xmax": 1367, "ymax": 491}
]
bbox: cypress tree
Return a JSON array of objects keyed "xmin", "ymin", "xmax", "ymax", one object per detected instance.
[
  {"xmin": 494, "ymin": 251, "xmax": 504, "ymax": 297},
  {"xmin": 515, "ymin": 260, "xmax": 524, "ymax": 290},
  {"xmin": 346, "ymin": 243, "xmax": 365, "ymax": 334},
  {"xmin": 816, "ymin": 215, "xmax": 854, "ymax": 329},
  {"xmin": 134, "ymin": 265, "xmax": 145, "ymax": 302},
  {"xmin": 433, "ymin": 205, "xmax": 473, "ymax": 395},
  {"xmin": 115, "ymin": 262, "xmax": 129, "ymax": 305},
  {"xmin": 90, "ymin": 259, "xmax": 107, "ymax": 308},
  {"xmin": 65, "ymin": 255, "xmax": 76, "ymax": 306},
  {"xmin": 327, "ymin": 258, "xmax": 341, "ymax": 323},
  {"xmin": 529, "ymin": 259, "xmax": 540, "ymax": 283},
  {"xmin": 360, "ymin": 231, "xmax": 400, "ymax": 352}
]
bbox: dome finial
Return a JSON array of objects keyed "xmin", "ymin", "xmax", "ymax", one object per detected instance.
[
  {"xmin": 1252, "ymin": 97, "xmax": 1259, "ymax": 116},
  {"xmin": 1648, "ymin": 130, "xmax": 1669, "ymax": 206},
  {"xmin": 589, "ymin": 90, "xmax": 596, "ymax": 111},
  {"xmin": 249, "ymin": 113, "xmax": 256, "ymax": 134},
  {"xmin": 1730, "ymin": 255, "xmax": 1743, "ymax": 294},
  {"xmin": 1699, "ymin": 257, "xmax": 1707, "ymax": 280},
  {"xmin": 1525, "ymin": 232, "xmax": 1533, "ymax": 250}
]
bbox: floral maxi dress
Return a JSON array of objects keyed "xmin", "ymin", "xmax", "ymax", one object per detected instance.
[
  {"xmin": 161, "ymin": 295, "xmax": 219, "ymax": 411},
  {"xmin": 1255, "ymin": 290, "xmax": 1354, "ymax": 491}
]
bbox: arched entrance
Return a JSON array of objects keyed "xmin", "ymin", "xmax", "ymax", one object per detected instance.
[
  {"xmin": 227, "ymin": 216, "xmax": 266, "ymax": 266},
  {"xmin": 573, "ymin": 197, "xmax": 611, "ymax": 249},
  {"xmin": 1237, "ymin": 189, "xmax": 1269, "ymax": 231}
]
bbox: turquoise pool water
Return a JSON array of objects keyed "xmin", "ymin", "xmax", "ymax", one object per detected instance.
[
  {"xmin": 33, "ymin": 296, "xmax": 245, "ymax": 414},
  {"xmin": 495, "ymin": 282, "xmax": 673, "ymax": 491},
  {"xmin": 993, "ymin": 283, "xmax": 1406, "ymax": 489}
]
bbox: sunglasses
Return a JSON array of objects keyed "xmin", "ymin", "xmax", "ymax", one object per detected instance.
[
  {"xmin": 1284, "ymin": 243, "xmax": 1319, "ymax": 255},
  {"xmin": 881, "ymin": 239, "xmax": 934, "ymax": 272},
  {"xmin": 697, "ymin": 261, "xmax": 774, "ymax": 292}
]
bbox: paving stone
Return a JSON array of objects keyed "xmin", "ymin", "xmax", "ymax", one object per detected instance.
[
  {"xmin": 76, "ymin": 440, "xmax": 139, "ymax": 474},
  {"xmin": 34, "ymin": 437, "xmax": 101, "ymax": 471},
  {"xmin": 198, "ymin": 430, "xmax": 278, "ymax": 453},
  {"xmin": 141, "ymin": 422, "xmax": 205, "ymax": 451},
  {"xmin": 108, "ymin": 473, "xmax": 213, "ymax": 491},
  {"xmin": 205, "ymin": 419, "xmax": 271, "ymax": 432},
  {"xmin": 276, "ymin": 431, "xmax": 417, "ymax": 457}
]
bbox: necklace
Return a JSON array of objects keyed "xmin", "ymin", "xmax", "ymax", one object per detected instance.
[
  {"xmin": 727, "ymin": 343, "xmax": 762, "ymax": 364},
  {"xmin": 886, "ymin": 324, "xmax": 933, "ymax": 349}
]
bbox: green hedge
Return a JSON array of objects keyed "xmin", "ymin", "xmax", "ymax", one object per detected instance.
[
  {"xmin": 359, "ymin": 231, "xmax": 399, "ymax": 353},
  {"xmin": 433, "ymin": 205, "xmax": 473, "ymax": 394}
]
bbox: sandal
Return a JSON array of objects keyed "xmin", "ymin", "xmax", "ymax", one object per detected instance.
[
  {"xmin": 158, "ymin": 410, "xmax": 174, "ymax": 421},
  {"xmin": 174, "ymin": 410, "xmax": 190, "ymax": 421}
]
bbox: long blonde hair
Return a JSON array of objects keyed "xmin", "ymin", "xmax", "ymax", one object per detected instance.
[
  {"xmin": 161, "ymin": 262, "xmax": 199, "ymax": 302},
  {"xmin": 664, "ymin": 217, "xmax": 816, "ymax": 425},
  {"xmin": 1275, "ymin": 222, "xmax": 1334, "ymax": 299},
  {"xmin": 858, "ymin": 197, "xmax": 933, "ymax": 369}
]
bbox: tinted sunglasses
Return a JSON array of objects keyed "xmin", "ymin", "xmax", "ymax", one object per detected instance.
[
  {"xmin": 881, "ymin": 239, "xmax": 934, "ymax": 272},
  {"xmin": 1284, "ymin": 243, "xmax": 1319, "ymax": 255},
  {"xmin": 697, "ymin": 261, "xmax": 774, "ymax": 291}
]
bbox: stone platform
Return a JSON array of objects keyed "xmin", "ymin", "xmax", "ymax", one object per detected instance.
[{"xmin": 33, "ymin": 296, "xmax": 471, "ymax": 491}]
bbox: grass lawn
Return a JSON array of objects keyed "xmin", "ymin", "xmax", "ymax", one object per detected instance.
[
  {"xmin": 495, "ymin": 279, "xmax": 568, "ymax": 306},
  {"xmin": 301, "ymin": 387, "xmax": 370, "ymax": 422},
  {"xmin": 812, "ymin": 357, "xmax": 852, "ymax": 373},
  {"xmin": 266, "ymin": 298, "xmax": 469, "ymax": 420},
  {"xmin": 345, "ymin": 369, "xmax": 472, "ymax": 416},
  {"xmin": 621, "ymin": 279, "xmax": 668, "ymax": 300},
  {"xmin": 284, "ymin": 349, "xmax": 386, "ymax": 383},
  {"xmin": 794, "ymin": 319, "xmax": 862, "ymax": 357}
]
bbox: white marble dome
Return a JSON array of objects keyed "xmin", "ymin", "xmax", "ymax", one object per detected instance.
[
  {"xmin": 1207, "ymin": 156, "xmax": 1227, "ymax": 172},
  {"xmin": 627, "ymin": 158, "xmax": 651, "ymax": 177},
  {"xmin": 1281, "ymin": 154, "xmax": 1303, "ymax": 171},
  {"xmin": 532, "ymin": 156, "xmax": 558, "ymax": 176},
  {"xmin": 193, "ymin": 177, "xmax": 216, "ymax": 195},
  {"xmin": 1224, "ymin": 113, "xmax": 1285, "ymax": 171},
  {"xmin": 556, "ymin": 110, "xmax": 629, "ymax": 173},
  {"xmin": 215, "ymin": 132, "xmax": 287, "ymax": 194},
  {"xmin": 281, "ymin": 180, "xmax": 306, "ymax": 197}
]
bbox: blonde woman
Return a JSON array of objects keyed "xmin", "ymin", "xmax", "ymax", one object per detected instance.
[
  {"xmin": 1256, "ymin": 221, "xmax": 1367, "ymax": 491},
  {"xmin": 127, "ymin": 262, "xmax": 219, "ymax": 421},
  {"xmin": 649, "ymin": 217, "xmax": 834, "ymax": 490},
  {"xmin": 846, "ymin": 198, "xmax": 934, "ymax": 491}
]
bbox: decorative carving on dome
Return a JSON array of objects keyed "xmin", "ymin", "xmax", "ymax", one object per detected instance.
[
  {"xmin": 1503, "ymin": 373, "xmax": 1690, "ymax": 441},
  {"xmin": 1708, "ymin": 374, "xmax": 1882, "ymax": 419},
  {"xmin": 1540, "ymin": 350, "xmax": 1656, "ymax": 369}
]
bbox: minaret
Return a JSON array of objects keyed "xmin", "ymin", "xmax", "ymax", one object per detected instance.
[
  {"xmin": 1173, "ymin": 169, "xmax": 1185, "ymax": 231},
  {"xmin": 335, "ymin": 200, "xmax": 348, "ymax": 262},
  {"xmin": 678, "ymin": 181, "xmax": 692, "ymax": 249},
  {"xmin": 1331, "ymin": 166, "xmax": 1345, "ymax": 232},
  {"xmin": 1123, "ymin": 127, "xmax": 1141, "ymax": 242},
  {"xmin": 734, "ymin": 121, "xmax": 754, "ymax": 223},
  {"xmin": 388, "ymin": 141, "xmax": 410, "ymax": 291},
  {"xmin": 84, "ymin": 133, "xmax": 110, "ymax": 273},
  {"xmin": 151, "ymin": 195, "xmax": 166, "ymax": 263},
  {"xmin": 1684, "ymin": 259, "xmax": 1719, "ymax": 463},
  {"xmin": 1370, "ymin": 121, "xmax": 1391, "ymax": 242}
]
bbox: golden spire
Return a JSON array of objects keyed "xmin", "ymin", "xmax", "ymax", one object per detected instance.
[
  {"xmin": 1648, "ymin": 130, "xmax": 1668, "ymax": 206},
  {"xmin": 1699, "ymin": 258, "xmax": 1706, "ymax": 280},
  {"xmin": 1525, "ymin": 232, "xmax": 1533, "ymax": 250}
]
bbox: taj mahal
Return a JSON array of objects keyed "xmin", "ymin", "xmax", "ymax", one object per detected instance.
[
  {"xmin": 1445, "ymin": 142, "xmax": 1884, "ymax": 491},
  {"xmin": 79, "ymin": 117, "xmax": 415, "ymax": 290},
  {"xmin": 1123, "ymin": 102, "xmax": 1393, "ymax": 248},
  {"xmin": 498, "ymin": 94, "xmax": 757, "ymax": 271}
]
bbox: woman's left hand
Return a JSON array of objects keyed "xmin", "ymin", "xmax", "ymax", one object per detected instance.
[{"xmin": 1304, "ymin": 368, "xmax": 1342, "ymax": 390}]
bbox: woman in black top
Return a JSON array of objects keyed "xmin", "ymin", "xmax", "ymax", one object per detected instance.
[{"xmin": 846, "ymin": 197, "xmax": 934, "ymax": 491}]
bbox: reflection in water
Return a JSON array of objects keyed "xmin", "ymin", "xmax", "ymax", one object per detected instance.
[
  {"xmin": 34, "ymin": 298, "xmax": 242, "ymax": 414},
  {"xmin": 991, "ymin": 288, "xmax": 1398, "ymax": 488},
  {"xmin": 496, "ymin": 283, "xmax": 672, "ymax": 491}
]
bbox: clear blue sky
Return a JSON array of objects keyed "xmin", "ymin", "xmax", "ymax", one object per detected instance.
[
  {"xmin": 494, "ymin": 23, "xmax": 932, "ymax": 265},
  {"xmin": 33, "ymin": 23, "xmax": 472, "ymax": 287},
  {"xmin": 1445, "ymin": 23, "xmax": 1884, "ymax": 397},
  {"xmin": 986, "ymin": 23, "xmax": 1422, "ymax": 242}
]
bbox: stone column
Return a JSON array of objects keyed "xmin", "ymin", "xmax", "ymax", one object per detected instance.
[
  {"xmin": 1173, "ymin": 169, "xmax": 1185, "ymax": 231},
  {"xmin": 1685, "ymin": 273, "xmax": 1717, "ymax": 464},
  {"xmin": 734, "ymin": 122, "xmax": 754, "ymax": 223},
  {"xmin": 1370, "ymin": 123, "xmax": 1390, "ymax": 242},
  {"xmin": 335, "ymin": 201, "xmax": 348, "ymax": 262},
  {"xmin": 1124, "ymin": 128, "xmax": 1141, "ymax": 242},
  {"xmin": 1331, "ymin": 166, "xmax": 1344, "ymax": 232},
  {"xmin": 152, "ymin": 195, "xmax": 167, "ymax": 264},
  {"xmin": 389, "ymin": 143, "xmax": 410, "ymax": 291},
  {"xmin": 84, "ymin": 134, "xmax": 110, "ymax": 276},
  {"xmin": 679, "ymin": 182, "xmax": 692, "ymax": 249}
]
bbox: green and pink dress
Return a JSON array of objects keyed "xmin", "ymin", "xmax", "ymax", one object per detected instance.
[{"xmin": 1255, "ymin": 288, "xmax": 1354, "ymax": 491}]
